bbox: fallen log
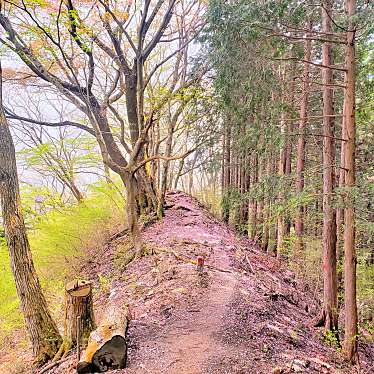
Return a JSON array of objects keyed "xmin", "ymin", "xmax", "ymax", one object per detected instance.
[{"xmin": 77, "ymin": 304, "xmax": 129, "ymax": 373}]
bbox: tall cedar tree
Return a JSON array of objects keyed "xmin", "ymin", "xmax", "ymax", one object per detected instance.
[
  {"xmin": 343, "ymin": 0, "xmax": 359, "ymax": 363},
  {"xmin": 320, "ymin": 0, "xmax": 338, "ymax": 333}
]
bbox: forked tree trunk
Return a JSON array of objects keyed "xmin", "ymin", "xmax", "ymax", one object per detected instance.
[
  {"xmin": 0, "ymin": 68, "xmax": 62, "ymax": 365},
  {"xmin": 319, "ymin": 0, "xmax": 338, "ymax": 333},
  {"xmin": 343, "ymin": 0, "xmax": 358, "ymax": 363}
]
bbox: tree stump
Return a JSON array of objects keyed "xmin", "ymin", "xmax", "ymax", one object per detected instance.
[
  {"xmin": 53, "ymin": 280, "xmax": 95, "ymax": 361},
  {"xmin": 65, "ymin": 280, "xmax": 95, "ymax": 346},
  {"xmin": 77, "ymin": 305, "xmax": 128, "ymax": 373}
]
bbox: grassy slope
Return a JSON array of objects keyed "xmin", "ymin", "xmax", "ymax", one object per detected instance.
[{"xmin": 0, "ymin": 183, "xmax": 124, "ymax": 341}]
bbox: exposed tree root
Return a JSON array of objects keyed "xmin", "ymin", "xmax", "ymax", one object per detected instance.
[
  {"xmin": 171, "ymin": 204, "xmax": 193, "ymax": 212},
  {"xmin": 52, "ymin": 339, "xmax": 72, "ymax": 362},
  {"xmin": 123, "ymin": 244, "xmax": 155, "ymax": 267},
  {"xmin": 38, "ymin": 357, "xmax": 70, "ymax": 374},
  {"xmin": 109, "ymin": 228, "xmax": 129, "ymax": 243},
  {"xmin": 33, "ymin": 340, "xmax": 62, "ymax": 368}
]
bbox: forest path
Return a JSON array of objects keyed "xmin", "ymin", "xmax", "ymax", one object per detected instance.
[
  {"xmin": 122, "ymin": 192, "xmax": 240, "ymax": 373},
  {"xmin": 127, "ymin": 259, "xmax": 237, "ymax": 374},
  {"xmin": 49, "ymin": 192, "xmax": 373, "ymax": 374}
]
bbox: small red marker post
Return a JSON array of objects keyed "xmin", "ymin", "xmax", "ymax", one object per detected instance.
[{"xmin": 197, "ymin": 256, "xmax": 204, "ymax": 273}]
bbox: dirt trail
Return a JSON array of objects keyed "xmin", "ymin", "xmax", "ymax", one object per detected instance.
[
  {"xmin": 138, "ymin": 271, "xmax": 236, "ymax": 374},
  {"xmin": 121, "ymin": 192, "xmax": 240, "ymax": 374},
  {"xmin": 47, "ymin": 192, "xmax": 373, "ymax": 374}
]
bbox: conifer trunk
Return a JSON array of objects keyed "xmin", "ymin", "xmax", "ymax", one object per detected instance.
[
  {"xmin": 295, "ymin": 21, "xmax": 312, "ymax": 254},
  {"xmin": 320, "ymin": 0, "xmax": 338, "ymax": 332},
  {"xmin": 248, "ymin": 154, "xmax": 258, "ymax": 240},
  {"xmin": 277, "ymin": 117, "xmax": 286, "ymax": 258},
  {"xmin": 343, "ymin": 0, "xmax": 358, "ymax": 363}
]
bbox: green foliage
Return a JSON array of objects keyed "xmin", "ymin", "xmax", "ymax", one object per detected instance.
[
  {"xmin": 18, "ymin": 133, "xmax": 100, "ymax": 181},
  {"xmin": 323, "ymin": 329, "xmax": 341, "ymax": 351},
  {"xmin": 98, "ymin": 274, "xmax": 111, "ymax": 293},
  {"xmin": 0, "ymin": 181, "xmax": 124, "ymax": 341},
  {"xmin": 357, "ymin": 255, "xmax": 374, "ymax": 323},
  {"xmin": 196, "ymin": 187, "xmax": 222, "ymax": 218}
]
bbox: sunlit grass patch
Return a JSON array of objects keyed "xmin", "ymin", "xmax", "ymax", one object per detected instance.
[{"xmin": 0, "ymin": 182, "xmax": 124, "ymax": 343}]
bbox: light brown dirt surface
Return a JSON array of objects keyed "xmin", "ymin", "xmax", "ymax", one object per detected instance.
[{"xmin": 39, "ymin": 192, "xmax": 373, "ymax": 374}]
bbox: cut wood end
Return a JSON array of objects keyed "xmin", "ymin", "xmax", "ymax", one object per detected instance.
[
  {"xmin": 66, "ymin": 280, "xmax": 92, "ymax": 297},
  {"xmin": 77, "ymin": 361, "xmax": 93, "ymax": 374}
]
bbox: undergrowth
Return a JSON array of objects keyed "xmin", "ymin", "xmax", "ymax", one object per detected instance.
[{"xmin": 288, "ymin": 236, "xmax": 374, "ymax": 334}]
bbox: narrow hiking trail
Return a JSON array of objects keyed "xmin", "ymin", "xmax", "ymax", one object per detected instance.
[{"xmin": 47, "ymin": 192, "xmax": 373, "ymax": 374}]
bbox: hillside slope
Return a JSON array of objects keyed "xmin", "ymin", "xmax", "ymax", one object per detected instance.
[{"xmin": 42, "ymin": 192, "xmax": 373, "ymax": 374}]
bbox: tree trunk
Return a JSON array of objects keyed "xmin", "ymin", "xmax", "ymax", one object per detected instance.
[
  {"xmin": 294, "ymin": 21, "xmax": 312, "ymax": 254},
  {"xmin": 174, "ymin": 158, "xmax": 184, "ymax": 190},
  {"xmin": 336, "ymin": 120, "xmax": 346, "ymax": 285},
  {"xmin": 284, "ymin": 71, "xmax": 294, "ymax": 239},
  {"xmin": 221, "ymin": 124, "xmax": 226, "ymax": 193},
  {"xmin": 104, "ymin": 163, "xmax": 111, "ymax": 185},
  {"xmin": 0, "ymin": 67, "xmax": 62, "ymax": 365},
  {"xmin": 121, "ymin": 173, "xmax": 141, "ymax": 251},
  {"xmin": 262, "ymin": 156, "xmax": 272, "ymax": 251},
  {"xmin": 69, "ymin": 180, "xmax": 84, "ymax": 203},
  {"xmin": 158, "ymin": 107, "xmax": 182, "ymax": 217},
  {"xmin": 277, "ymin": 127, "xmax": 286, "ymax": 258},
  {"xmin": 188, "ymin": 169, "xmax": 194, "ymax": 195},
  {"xmin": 248, "ymin": 154, "xmax": 258, "ymax": 240},
  {"xmin": 268, "ymin": 151, "xmax": 277, "ymax": 255},
  {"xmin": 320, "ymin": 0, "xmax": 338, "ymax": 333},
  {"xmin": 125, "ymin": 72, "xmax": 139, "ymax": 146},
  {"xmin": 222, "ymin": 121, "xmax": 231, "ymax": 222},
  {"xmin": 343, "ymin": 0, "xmax": 358, "ymax": 363}
]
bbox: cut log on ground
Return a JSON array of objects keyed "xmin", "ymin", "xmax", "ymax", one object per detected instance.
[{"xmin": 77, "ymin": 305, "xmax": 129, "ymax": 373}]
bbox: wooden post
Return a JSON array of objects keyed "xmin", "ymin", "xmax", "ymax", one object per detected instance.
[{"xmin": 197, "ymin": 256, "xmax": 204, "ymax": 273}]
